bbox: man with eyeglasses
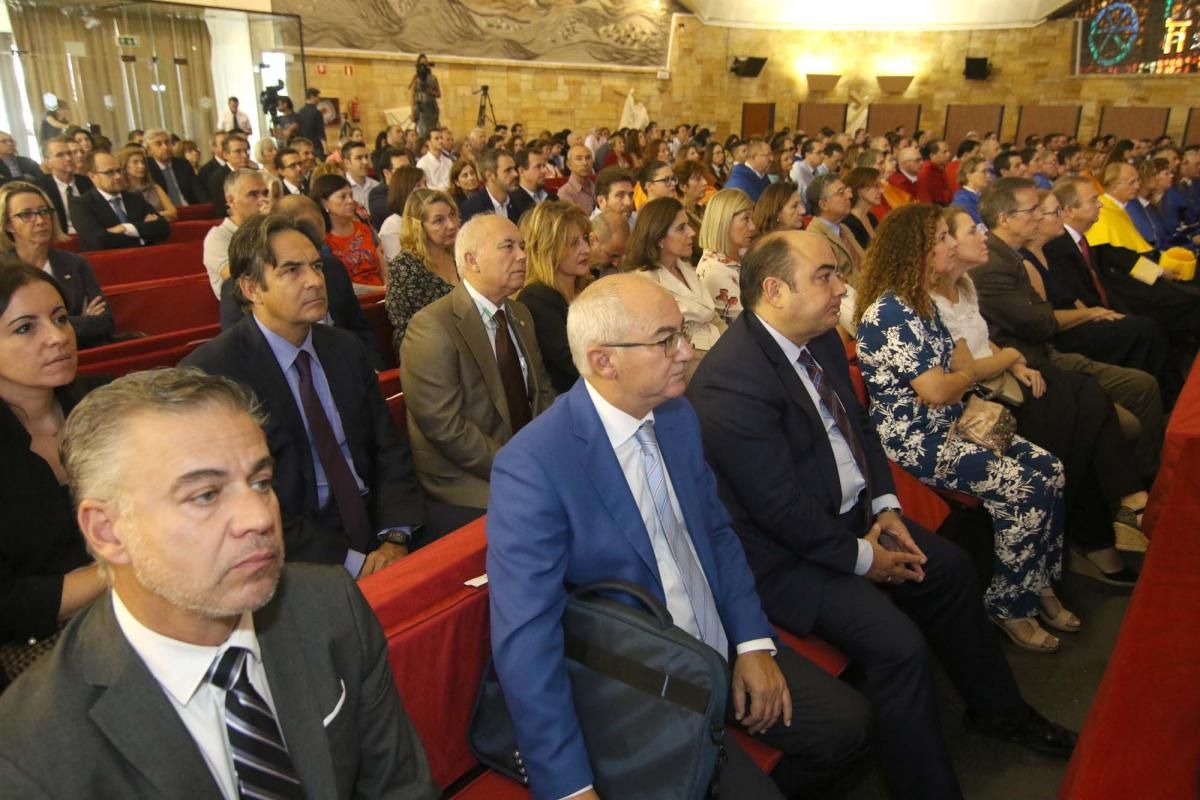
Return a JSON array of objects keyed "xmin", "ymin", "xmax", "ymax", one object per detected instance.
[
  {"xmin": 69, "ymin": 149, "xmax": 169, "ymax": 251},
  {"xmin": 791, "ymin": 138, "xmax": 826, "ymax": 209},
  {"xmin": 805, "ymin": 174, "xmax": 864, "ymax": 276},
  {"xmin": 206, "ymin": 134, "xmax": 252, "ymax": 220},
  {"xmin": 724, "ymin": 138, "xmax": 772, "ymax": 202},
  {"xmin": 275, "ymin": 147, "xmax": 305, "ymax": 196},
  {"xmin": 0, "ymin": 131, "xmax": 41, "ymax": 183},
  {"xmin": 487, "ymin": 272, "xmax": 871, "ymax": 800},
  {"xmin": 34, "ymin": 135, "xmax": 94, "ymax": 234},
  {"xmin": 401, "ymin": 213, "xmax": 555, "ymax": 519}
]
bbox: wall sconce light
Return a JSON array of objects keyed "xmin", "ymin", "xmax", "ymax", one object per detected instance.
[
  {"xmin": 806, "ymin": 73, "xmax": 841, "ymax": 92},
  {"xmin": 876, "ymin": 75, "xmax": 914, "ymax": 94}
]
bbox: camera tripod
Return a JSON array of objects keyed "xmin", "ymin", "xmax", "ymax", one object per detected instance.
[{"xmin": 474, "ymin": 85, "xmax": 497, "ymax": 129}]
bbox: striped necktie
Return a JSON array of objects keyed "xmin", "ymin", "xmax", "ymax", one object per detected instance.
[
  {"xmin": 634, "ymin": 421, "xmax": 728, "ymax": 657},
  {"xmin": 209, "ymin": 647, "xmax": 303, "ymax": 799}
]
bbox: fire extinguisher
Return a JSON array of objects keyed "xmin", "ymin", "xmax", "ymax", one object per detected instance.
[{"xmin": 348, "ymin": 97, "xmax": 361, "ymax": 123}]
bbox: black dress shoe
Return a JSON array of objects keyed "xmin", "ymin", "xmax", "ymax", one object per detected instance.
[{"xmin": 966, "ymin": 705, "xmax": 1078, "ymax": 760}]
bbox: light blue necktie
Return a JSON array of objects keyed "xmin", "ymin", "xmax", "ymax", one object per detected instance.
[
  {"xmin": 108, "ymin": 196, "xmax": 129, "ymax": 224},
  {"xmin": 634, "ymin": 421, "xmax": 728, "ymax": 657}
]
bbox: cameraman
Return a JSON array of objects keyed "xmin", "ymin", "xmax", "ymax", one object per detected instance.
[{"xmin": 408, "ymin": 54, "xmax": 441, "ymax": 138}]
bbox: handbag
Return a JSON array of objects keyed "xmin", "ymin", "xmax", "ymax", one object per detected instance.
[
  {"xmin": 949, "ymin": 394, "xmax": 1017, "ymax": 454},
  {"xmin": 469, "ymin": 580, "xmax": 731, "ymax": 800},
  {"xmin": 976, "ymin": 371, "xmax": 1024, "ymax": 408}
]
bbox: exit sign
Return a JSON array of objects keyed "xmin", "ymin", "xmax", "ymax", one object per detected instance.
[{"xmin": 116, "ymin": 35, "xmax": 138, "ymax": 47}]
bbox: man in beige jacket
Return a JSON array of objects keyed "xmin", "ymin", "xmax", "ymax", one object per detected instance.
[{"xmin": 401, "ymin": 214, "xmax": 555, "ymax": 514}]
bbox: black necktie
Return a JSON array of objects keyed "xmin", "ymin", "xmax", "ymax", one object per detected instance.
[
  {"xmin": 209, "ymin": 647, "xmax": 303, "ymax": 799},
  {"xmin": 293, "ymin": 350, "xmax": 372, "ymax": 554},
  {"xmin": 492, "ymin": 307, "xmax": 532, "ymax": 433}
]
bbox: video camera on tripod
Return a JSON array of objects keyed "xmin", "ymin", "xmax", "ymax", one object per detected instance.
[{"xmin": 259, "ymin": 80, "xmax": 284, "ymax": 125}]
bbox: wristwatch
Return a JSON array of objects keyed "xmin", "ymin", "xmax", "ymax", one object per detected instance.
[{"xmin": 381, "ymin": 529, "xmax": 412, "ymax": 547}]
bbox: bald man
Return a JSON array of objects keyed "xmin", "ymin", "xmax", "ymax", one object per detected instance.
[
  {"xmin": 558, "ymin": 144, "xmax": 597, "ymax": 215},
  {"xmin": 400, "ymin": 214, "xmax": 555, "ymax": 514}
]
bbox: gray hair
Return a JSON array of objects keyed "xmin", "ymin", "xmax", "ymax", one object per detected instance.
[
  {"xmin": 224, "ymin": 167, "xmax": 265, "ymax": 198},
  {"xmin": 454, "ymin": 213, "xmax": 499, "ymax": 278},
  {"xmin": 62, "ymin": 368, "xmax": 265, "ymax": 512},
  {"xmin": 143, "ymin": 127, "xmax": 170, "ymax": 143},
  {"xmin": 566, "ymin": 273, "xmax": 657, "ymax": 376}
]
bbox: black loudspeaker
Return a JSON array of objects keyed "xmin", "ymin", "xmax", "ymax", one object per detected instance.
[
  {"xmin": 731, "ymin": 57, "xmax": 767, "ymax": 78},
  {"xmin": 964, "ymin": 57, "xmax": 991, "ymax": 80}
]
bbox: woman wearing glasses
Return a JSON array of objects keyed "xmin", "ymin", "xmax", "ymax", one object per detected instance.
[
  {"xmin": 634, "ymin": 159, "xmax": 676, "ymax": 211},
  {"xmin": 624, "ymin": 197, "xmax": 725, "ymax": 380},
  {"xmin": 0, "ymin": 182, "xmax": 113, "ymax": 348}
]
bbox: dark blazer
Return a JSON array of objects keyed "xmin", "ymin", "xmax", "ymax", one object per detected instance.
[
  {"xmin": 508, "ymin": 186, "xmax": 558, "ymax": 223},
  {"xmin": 181, "ymin": 316, "xmax": 424, "ymax": 564},
  {"xmin": 368, "ymin": 182, "xmax": 390, "ymax": 231},
  {"xmin": 0, "ymin": 565, "xmax": 438, "ymax": 799},
  {"xmin": 1042, "ymin": 232, "xmax": 1128, "ymax": 312},
  {"xmin": 69, "ymin": 188, "xmax": 170, "ymax": 252},
  {"xmin": 47, "ymin": 249, "xmax": 115, "ymax": 348},
  {"xmin": 970, "ymin": 233, "xmax": 1058, "ymax": 367},
  {"xmin": 218, "ymin": 249, "xmax": 383, "ymax": 370},
  {"xmin": 516, "ymin": 282, "xmax": 576, "ymax": 393},
  {"xmin": 686, "ymin": 314, "xmax": 895, "ymax": 632},
  {"xmin": 196, "ymin": 156, "xmax": 224, "ymax": 193},
  {"xmin": 33, "ymin": 173, "xmax": 93, "ymax": 232},
  {"xmin": 146, "ymin": 156, "xmax": 204, "ymax": 205},
  {"xmin": 0, "ymin": 380, "xmax": 97, "ymax": 644},
  {"xmin": 206, "ymin": 164, "xmax": 234, "ymax": 219},
  {"xmin": 458, "ymin": 188, "xmax": 523, "ymax": 225},
  {"xmin": 487, "ymin": 380, "xmax": 774, "ymax": 800},
  {"xmin": 0, "ymin": 155, "xmax": 42, "ymax": 183}
]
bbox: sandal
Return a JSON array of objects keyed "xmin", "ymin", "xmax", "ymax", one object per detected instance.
[
  {"xmin": 1038, "ymin": 589, "xmax": 1082, "ymax": 633},
  {"xmin": 1114, "ymin": 521, "xmax": 1149, "ymax": 553},
  {"xmin": 990, "ymin": 616, "xmax": 1060, "ymax": 653},
  {"xmin": 1116, "ymin": 505, "xmax": 1144, "ymax": 531}
]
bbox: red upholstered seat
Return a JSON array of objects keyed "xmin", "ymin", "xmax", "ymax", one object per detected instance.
[
  {"xmin": 377, "ymin": 367, "xmax": 401, "ymax": 398},
  {"xmin": 386, "ymin": 392, "xmax": 407, "ymax": 441},
  {"xmin": 544, "ymin": 176, "xmax": 568, "ymax": 194},
  {"xmin": 85, "ymin": 240, "xmax": 206, "ymax": 286},
  {"xmin": 77, "ymin": 339, "xmax": 210, "ymax": 377},
  {"xmin": 76, "ymin": 324, "xmax": 219, "ymax": 367},
  {"xmin": 359, "ymin": 293, "xmax": 397, "ymax": 370},
  {"xmin": 106, "ymin": 273, "xmax": 220, "ymax": 335},
  {"xmin": 165, "ymin": 219, "xmax": 220, "ymax": 243},
  {"xmin": 176, "ymin": 202, "xmax": 217, "ymax": 221}
]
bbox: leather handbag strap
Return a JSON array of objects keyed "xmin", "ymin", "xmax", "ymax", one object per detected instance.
[{"xmin": 565, "ymin": 635, "xmax": 711, "ymax": 715}]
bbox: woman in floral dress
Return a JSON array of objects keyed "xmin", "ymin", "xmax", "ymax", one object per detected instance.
[{"xmin": 854, "ymin": 203, "xmax": 1072, "ymax": 653}]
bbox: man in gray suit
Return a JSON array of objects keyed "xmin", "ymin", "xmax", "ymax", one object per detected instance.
[
  {"xmin": 401, "ymin": 213, "xmax": 555, "ymax": 514},
  {"xmin": 0, "ymin": 368, "xmax": 436, "ymax": 800}
]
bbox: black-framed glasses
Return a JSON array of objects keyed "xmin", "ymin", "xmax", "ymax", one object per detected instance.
[
  {"xmin": 10, "ymin": 207, "xmax": 54, "ymax": 223},
  {"xmin": 603, "ymin": 328, "xmax": 690, "ymax": 355},
  {"xmin": 93, "ymin": 168, "xmax": 122, "ymax": 177},
  {"xmin": 1009, "ymin": 205, "xmax": 1039, "ymax": 217},
  {"xmin": 649, "ymin": 175, "xmax": 677, "ymax": 185}
]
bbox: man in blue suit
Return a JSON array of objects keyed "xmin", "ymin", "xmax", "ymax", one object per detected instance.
[
  {"xmin": 487, "ymin": 274, "xmax": 869, "ymax": 800},
  {"xmin": 722, "ymin": 138, "xmax": 773, "ymax": 202}
]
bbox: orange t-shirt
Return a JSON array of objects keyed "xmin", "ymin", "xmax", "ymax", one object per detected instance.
[{"xmin": 326, "ymin": 221, "xmax": 383, "ymax": 285}]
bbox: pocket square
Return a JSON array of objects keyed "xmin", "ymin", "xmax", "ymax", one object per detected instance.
[{"xmin": 322, "ymin": 680, "xmax": 347, "ymax": 727}]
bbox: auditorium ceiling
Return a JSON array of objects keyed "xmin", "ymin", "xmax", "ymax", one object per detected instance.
[{"xmin": 677, "ymin": 0, "xmax": 1077, "ymax": 30}]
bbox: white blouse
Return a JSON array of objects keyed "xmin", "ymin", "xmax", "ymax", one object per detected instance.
[
  {"xmin": 931, "ymin": 278, "xmax": 993, "ymax": 359},
  {"xmin": 643, "ymin": 261, "xmax": 727, "ymax": 351},
  {"xmin": 379, "ymin": 213, "xmax": 404, "ymax": 263},
  {"xmin": 695, "ymin": 250, "xmax": 743, "ymax": 322}
]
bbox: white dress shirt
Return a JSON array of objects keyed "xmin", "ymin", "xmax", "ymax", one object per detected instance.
[
  {"xmin": 347, "ymin": 173, "xmax": 380, "ymax": 211},
  {"xmin": 485, "ymin": 187, "xmax": 510, "ymax": 218},
  {"xmin": 111, "ymin": 591, "xmax": 279, "ymax": 800},
  {"xmin": 758, "ymin": 316, "xmax": 901, "ymax": 575},
  {"xmin": 416, "ymin": 151, "xmax": 451, "ymax": 190},
  {"xmin": 96, "ymin": 187, "xmax": 141, "ymax": 240},
  {"xmin": 52, "ymin": 175, "xmax": 77, "ymax": 234}
]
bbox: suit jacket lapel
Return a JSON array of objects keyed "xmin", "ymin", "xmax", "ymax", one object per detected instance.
[
  {"xmin": 568, "ymin": 382, "xmax": 660, "ymax": 579},
  {"xmin": 452, "ymin": 285, "xmax": 511, "ymax": 431},
  {"xmin": 255, "ymin": 588, "xmax": 340, "ymax": 798},
  {"xmin": 81, "ymin": 597, "xmax": 225, "ymax": 799},
  {"xmin": 744, "ymin": 313, "xmax": 844, "ymax": 506}
]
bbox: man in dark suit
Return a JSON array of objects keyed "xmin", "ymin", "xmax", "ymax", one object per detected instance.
[
  {"xmin": 207, "ymin": 133, "xmax": 250, "ymax": 219},
  {"xmin": 687, "ymin": 231, "xmax": 1077, "ymax": 800},
  {"xmin": 458, "ymin": 148, "xmax": 523, "ymax": 224},
  {"xmin": 488, "ymin": 274, "xmax": 870, "ymax": 800},
  {"xmin": 508, "ymin": 147, "xmax": 557, "ymax": 220},
  {"xmin": 144, "ymin": 127, "xmax": 203, "ymax": 206},
  {"xmin": 367, "ymin": 146, "xmax": 403, "ymax": 230},
  {"xmin": 723, "ymin": 138, "xmax": 772, "ymax": 202},
  {"xmin": 218, "ymin": 195, "xmax": 383, "ymax": 370},
  {"xmin": 182, "ymin": 214, "xmax": 425, "ymax": 573},
  {"xmin": 34, "ymin": 135, "xmax": 93, "ymax": 234},
  {"xmin": 0, "ymin": 130, "xmax": 42, "ymax": 183},
  {"xmin": 196, "ymin": 130, "xmax": 228, "ymax": 197},
  {"xmin": 0, "ymin": 368, "xmax": 437, "ymax": 799},
  {"xmin": 275, "ymin": 147, "xmax": 306, "ymax": 197},
  {"xmin": 298, "ymin": 87, "xmax": 327, "ymax": 159},
  {"xmin": 69, "ymin": 150, "xmax": 169, "ymax": 251}
]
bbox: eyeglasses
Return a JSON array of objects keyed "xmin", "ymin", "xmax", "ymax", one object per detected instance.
[
  {"xmin": 10, "ymin": 207, "xmax": 54, "ymax": 223},
  {"xmin": 602, "ymin": 328, "xmax": 691, "ymax": 356},
  {"xmin": 92, "ymin": 168, "xmax": 122, "ymax": 177},
  {"xmin": 649, "ymin": 175, "xmax": 678, "ymax": 186},
  {"xmin": 1009, "ymin": 205, "xmax": 1040, "ymax": 217}
]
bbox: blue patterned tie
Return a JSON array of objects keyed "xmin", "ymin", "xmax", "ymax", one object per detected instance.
[
  {"xmin": 108, "ymin": 196, "xmax": 130, "ymax": 224},
  {"xmin": 634, "ymin": 421, "xmax": 728, "ymax": 657},
  {"xmin": 209, "ymin": 647, "xmax": 303, "ymax": 799}
]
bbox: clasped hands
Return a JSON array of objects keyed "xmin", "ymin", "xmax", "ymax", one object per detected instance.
[{"xmin": 864, "ymin": 511, "xmax": 926, "ymax": 585}]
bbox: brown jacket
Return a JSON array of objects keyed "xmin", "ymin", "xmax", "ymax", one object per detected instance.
[{"xmin": 400, "ymin": 282, "xmax": 555, "ymax": 508}]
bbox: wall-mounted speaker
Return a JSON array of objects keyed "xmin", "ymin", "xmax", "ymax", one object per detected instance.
[
  {"xmin": 731, "ymin": 57, "xmax": 767, "ymax": 78},
  {"xmin": 964, "ymin": 57, "xmax": 991, "ymax": 80}
]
